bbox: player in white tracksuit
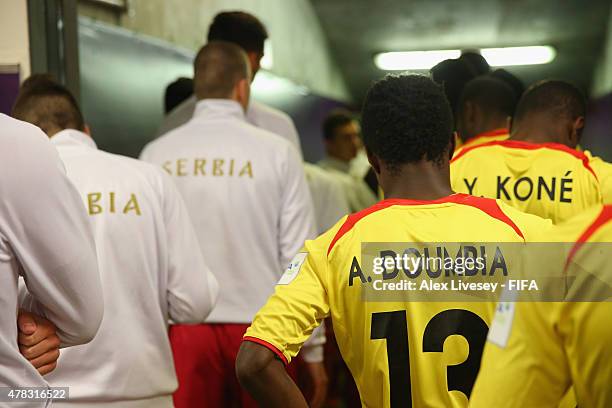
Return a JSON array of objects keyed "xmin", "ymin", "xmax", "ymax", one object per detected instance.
[
  {"xmin": 0, "ymin": 114, "xmax": 103, "ymax": 408},
  {"xmin": 13, "ymin": 77, "xmax": 218, "ymax": 408}
]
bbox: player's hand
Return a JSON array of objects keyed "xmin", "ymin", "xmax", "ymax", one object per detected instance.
[
  {"xmin": 305, "ymin": 362, "xmax": 328, "ymax": 408},
  {"xmin": 17, "ymin": 310, "xmax": 61, "ymax": 375}
]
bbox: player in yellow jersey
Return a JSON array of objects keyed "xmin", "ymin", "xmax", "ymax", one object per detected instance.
[
  {"xmin": 454, "ymin": 76, "xmax": 517, "ymax": 154},
  {"xmin": 451, "ymin": 80, "xmax": 602, "ymax": 224},
  {"xmin": 235, "ymin": 74, "xmax": 551, "ymax": 408},
  {"xmin": 470, "ymin": 204, "xmax": 612, "ymax": 407}
]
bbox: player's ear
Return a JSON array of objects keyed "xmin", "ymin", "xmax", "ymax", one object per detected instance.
[
  {"xmin": 245, "ymin": 51, "xmax": 261, "ymax": 80},
  {"xmin": 234, "ymin": 78, "xmax": 250, "ymax": 111},
  {"xmin": 570, "ymin": 116, "xmax": 585, "ymax": 146},
  {"xmin": 448, "ymin": 132, "xmax": 457, "ymax": 160},
  {"xmin": 366, "ymin": 148, "xmax": 380, "ymax": 175}
]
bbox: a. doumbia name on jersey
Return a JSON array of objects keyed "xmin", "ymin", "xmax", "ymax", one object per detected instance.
[
  {"xmin": 350, "ymin": 244, "xmax": 508, "ymax": 285},
  {"xmin": 346, "ymin": 243, "xmax": 539, "ymax": 299}
]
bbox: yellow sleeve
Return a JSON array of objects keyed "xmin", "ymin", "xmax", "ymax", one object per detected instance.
[
  {"xmin": 496, "ymin": 201, "xmax": 553, "ymax": 241},
  {"xmin": 243, "ymin": 233, "xmax": 333, "ymax": 364},
  {"xmin": 590, "ymin": 158, "xmax": 612, "ymax": 204},
  {"xmin": 469, "ymin": 301, "xmax": 571, "ymax": 407},
  {"xmin": 582, "ymin": 163, "xmax": 604, "ymax": 208}
]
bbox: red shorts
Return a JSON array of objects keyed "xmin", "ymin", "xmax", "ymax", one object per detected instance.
[{"xmin": 170, "ymin": 323, "xmax": 297, "ymax": 408}]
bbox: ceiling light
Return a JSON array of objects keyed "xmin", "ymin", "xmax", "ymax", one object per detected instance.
[
  {"xmin": 374, "ymin": 45, "xmax": 556, "ymax": 70},
  {"xmin": 480, "ymin": 46, "xmax": 556, "ymax": 66},
  {"xmin": 374, "ymin": 50, "xmax": 461, "ymax": 70}
]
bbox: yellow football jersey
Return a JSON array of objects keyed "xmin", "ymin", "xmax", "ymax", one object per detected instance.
[
  {"xmin": 453, "ymin": 128, "xmax": 509, "ymax": 156},
  {"xmin": 451, "ymin": 140, "xmax": 602, "ymax": 224},
  {"xmin": 470, "ymin": 205, "xmax": 612, "ymax": 408},
  {"xmin": 584, "ymin": 150, "xmax": 612, "ymax": 204},
  {"xmin": 244, "ymin": 194, "xmax": 551, "ymax": 408}
]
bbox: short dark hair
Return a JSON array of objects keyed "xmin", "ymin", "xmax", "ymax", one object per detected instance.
[
  {"xmin": 323, "ymin": 109, "xmax": 355, "ymax": 140},
  {"xmin": 431, "ymin": 58, "xmax": 476, "ymax": 118},
  {"xmin": 459, "ymin": 76, "xmax": 518, "ymax": 118},
  {"xmin": 193, "ymin": 41, "xmax": 250, "ymax": 99},
  {"xmin": 19, "ymin": 73, "xmax": 57, "ymax": 95},
  {"xmin": 207, "ymin": 11, "xmax": 268, "ymax": 54},
  {"xmin": 514, "ymin": 80, "xmax": 586, "ymax": 123},
  {"xmin": 12, "ymin": 74, "xmax": 85, "ymax": 135},
  {"xmin": 459, "ymin": 52, "xmax": 490, "ymax": 76},
  {"xmin": 361, "ymin": 74, "xmax": 453, "ymax": 172},
  {"xmin": 165, "ymin": 77, "xmax": 193, "ymax": 114},
  {"xmin": 491, "ymin": 69, "xmax": 525, "ymax": 101}
]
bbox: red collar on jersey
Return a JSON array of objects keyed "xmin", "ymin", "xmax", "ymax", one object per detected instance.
[
  {"xmin": 450, "ymin": 139, "xmax": 598, "ymax": 180},
  {"xmin": 327, "ymin": 193, "xmax": 524, "ymax": 256},
  {"xmin": 463, "ymin": 128, "xmax": 509, "ymax": 147}
]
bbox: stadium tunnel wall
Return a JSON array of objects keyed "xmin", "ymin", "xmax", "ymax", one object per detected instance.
[
  {"xmin": 583, "ymin": 3, "xmax": 612, "ymax": 161},
  {"xmin": 78, "ymin": 0, "xmax": 351, "ymax": 102},
  {"xmin": 0, "ymin": 0, "xmax": 30, "ymax": 114},
  {"xmin": 77, "ymin": 0, "xmax": 352, "ymax": 160}
]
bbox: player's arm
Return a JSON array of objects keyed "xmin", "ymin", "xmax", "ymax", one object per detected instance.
[
  {"xmin": 236, "ymin": 239, "xmax": 331, "ymax": 407},
  {"xmin": 469, "ymin": 301, "xmax": 570, "ymax": 407},
  {"xmin": 276, "ymin": 143, "xmax": 330, "ymax": 403},
  {"xmin": 6, "ymin": 128, "xmax": 103, "ymax": 346},
  {"xmin": 158, "ymin": 169, "xmax": 219, "ymax": 323},
  {"xmin": 320, "ymin": 176, "xmax": 350, "ymax": 232},
  {"xmin": 280, "ymin": 112, "xmax": 304, "ymax": 158},
  {"xmin": 278, "ymin": 143, "xmax": 317, "ymax": 268},
  {"xmin": 300, "ymin": 323, "xmax": 329, "ymax": 408},
  {"xmin": 236, "ymin": 341, "xmax": 308, "ymax": 408}
]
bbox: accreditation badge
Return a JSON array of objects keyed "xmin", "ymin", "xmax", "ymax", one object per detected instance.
[{"xmin": 278, "ymin": 252, "xmax": 308, "ymax": 285}]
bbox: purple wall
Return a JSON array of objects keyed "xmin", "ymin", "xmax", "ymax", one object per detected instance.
[
  {"xmin": 582, "ymin": 93, "xmax": 612, "ymax": 161},
  {"xmin": 279, "ymin": 95, "xmax": 355, "ymax": 163},
  {"xmin": 254, "ymin": 91, "xmax": 355, "ymax": 163},
  {"xmin": 0, "ymin": 71, "xmax": 20, "ymax": 115}
]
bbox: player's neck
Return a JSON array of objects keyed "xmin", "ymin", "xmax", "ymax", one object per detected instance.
[
  {"xmin": 510, "ymin": 126, "xmax": 561, "ymax": 145},
  {"xmin": 510, "ymin": 115, "xmax": 564, "ymax": 145},
  {"xmin": 380, "ymin": 162, "xmax": 453, "ymax": 201},
  {"xmin": 466, "ymin": 117, "xmax": 506, "ymax": 141},
  {"xmin": 478, "ymin": 119, "xmax": 508, "ymax": 137}
]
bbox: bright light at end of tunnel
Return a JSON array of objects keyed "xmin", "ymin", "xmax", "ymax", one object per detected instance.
[
  {"xmin": 374, "ymin": 50, "xmax": 461, "ymax": 70},
  {"xmin": 374, "ymin": 46, "xmax": 556, "ymax": 70},
  {"xmin": 481, "ymin": 46, "xmax": 556, "ymax": 67}
]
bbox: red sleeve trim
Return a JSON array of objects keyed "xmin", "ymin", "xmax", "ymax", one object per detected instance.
[
  {"xmin": 326, "ymin": 193, "xmax": 525, "ymax": 255},
  {"xmin": 243, "ymin": 336, "xmax": 288, "ymax": 366},
  {"xmin": 566, "ymin": 205, "xmax": 612, "ymax": 266}
]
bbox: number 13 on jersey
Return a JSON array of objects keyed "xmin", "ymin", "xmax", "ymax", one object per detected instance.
[{"xmin": 370, "ymin": 309, "xmax": 489, "ymax": 408}]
